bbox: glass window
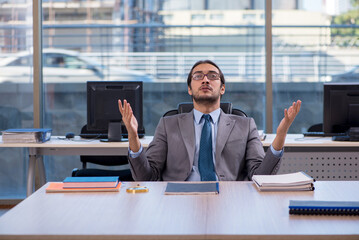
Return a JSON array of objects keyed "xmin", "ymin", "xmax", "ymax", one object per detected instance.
[
  {"xmin": 1, "ymin": 0, "xmax": 358, "ymax": 201},
  {"xmin": 39, "ymin": 1, "xmax": 266, "ymax": 183},
  {"xmin": 0, "ymin": 0, "xmax": 33, "ymax": 199},
  {"xmin": 272, "ymin": 1, "xmax": 359, "ymax": 133}
]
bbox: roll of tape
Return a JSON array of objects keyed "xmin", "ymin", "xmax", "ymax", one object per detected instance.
[{"xmin": 126, "ymin": 185, "xmax": 149, "ymax": 193}]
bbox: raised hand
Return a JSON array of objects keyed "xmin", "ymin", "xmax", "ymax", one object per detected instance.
[
  {"xmin": 118, "ymin": 100, "xmax": 141, "ymax": 152},
  {"xmin": 272, "ymin": 100, "xmax": 301, "ymax": 151},
  {"xmin": 277, "ymin": 100, "xmax": 301, "ymax": 136},
  {"xmin": 118, "ymin": 99, "xmax": 138, "ymax": 136}
]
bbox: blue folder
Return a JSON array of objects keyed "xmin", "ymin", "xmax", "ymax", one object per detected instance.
[
  {"xmin": 2, "ymin": 128, "xmax": 52, "ymax": 143},
  {"xmin": 289, "ymin": 200, "xmax": 359, "ymax": 215}
]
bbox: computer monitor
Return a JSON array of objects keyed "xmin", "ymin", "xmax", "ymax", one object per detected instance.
[
  {"xmin": 87, "ymin": 81, "xmax": 144, "ymax": 141},
  {"xmin": 323, "ymin": 83, "xmax": 359, "ymax": 135}
]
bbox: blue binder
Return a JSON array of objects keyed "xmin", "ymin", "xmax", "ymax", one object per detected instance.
[
  {"xmin": 2, "ymin": 128, "xmax": 52, "ymax": 143},
  {"xmin": 289, "ymin": 200, "xmax": 359, "ymax": 215}
]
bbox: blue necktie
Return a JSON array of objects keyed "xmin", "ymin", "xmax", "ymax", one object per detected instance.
[{"xmin": 198, "ymin": 114, "xmax": 216, "ymax": 181}]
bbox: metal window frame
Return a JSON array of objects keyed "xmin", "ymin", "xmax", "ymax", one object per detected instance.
[
  {"xmin": 33, "ymin": 0, "xmax": 45, "ymax": 192},
  {"xmin": 265, "ymin": 0, "xmax": 273, "ymax": 133},
  {"xmin": 33, "ymin": 0, "xmax": 43, "ymax": 128}
]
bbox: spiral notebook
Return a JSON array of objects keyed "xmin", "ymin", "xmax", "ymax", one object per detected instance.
[{"xmin": 289, "ymin": 200, "xmax": 359, "ymax": 215}]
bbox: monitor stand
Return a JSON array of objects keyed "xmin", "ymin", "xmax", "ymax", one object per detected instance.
[{"xmin": 100, "ymin": 122, "xmax": 127, "ymax": 142}]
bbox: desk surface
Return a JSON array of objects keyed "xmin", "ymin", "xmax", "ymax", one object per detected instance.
[
  {"xmin": 0, "ymin": 181, "xmax": 358, "ymax": 240},
  {"xmin": 1, "ymin": 134, "xmax": 358, "ymax": 148}
]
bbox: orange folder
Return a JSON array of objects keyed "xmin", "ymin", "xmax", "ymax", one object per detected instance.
[{"xmin": 46, "ymin": 182, "xmax": 121, "ymax": 193}]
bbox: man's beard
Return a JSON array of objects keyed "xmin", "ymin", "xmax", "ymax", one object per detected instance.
[{"xmin": 192, "ymin": 89, "xmax": 221, "ymax": 105}]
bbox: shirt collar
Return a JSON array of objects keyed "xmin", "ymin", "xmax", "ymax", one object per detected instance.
[{"xmin": 193, "ymin": 108, "xmax": 221, "ymax": 124}]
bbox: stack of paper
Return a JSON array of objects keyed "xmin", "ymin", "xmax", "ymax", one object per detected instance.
[
  {"xmin": 46, "ymin": 182, "xmax": 121, "ymax": 193},
  {"xmin": 46, "ymin": 176, "xmax": 120, "ymax": 193},
  {"xmin": 2, "ymin": 128, "xmax": 52, "ymax": 143},
  {"xmin": 63, "ymin": 176, "xmax": 119, "ymax": 188},
  {"xmin": 252, "ymin": 172, "xmax": 314, "ymax": 191}
]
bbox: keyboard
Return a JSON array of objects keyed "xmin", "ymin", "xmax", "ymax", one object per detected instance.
[
  {"xmin": 79, "ymin": 133, "xmax": 108, "ymax": 139},
  {"xmin": 302, "ymin": 132, "xmax": 345, "ymax": 137},
  {"xmin": 302, "ymin": 132, "xmax": 326, "ymax": 137}
]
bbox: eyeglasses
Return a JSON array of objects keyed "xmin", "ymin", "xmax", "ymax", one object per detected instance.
[{"xmin": 192, "ymin": 72, "xmax": 220, "ymax": 81}]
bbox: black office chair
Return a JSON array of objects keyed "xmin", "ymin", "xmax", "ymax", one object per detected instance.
[
  {"xmin": 307, "ymin": 123, "xmax": 323, "ymax": 132},
  {"xmin": 71, "ymin": 124, "xmax": 133, "ymax": 181},
  {"xmin": 163, "ymin": 102, "xmax": 247, "ymax": 117}
]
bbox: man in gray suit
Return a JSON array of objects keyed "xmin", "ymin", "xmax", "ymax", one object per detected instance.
[{"xmin": 119, "ymin": 60, "xmax": 301, "ymax": 181}]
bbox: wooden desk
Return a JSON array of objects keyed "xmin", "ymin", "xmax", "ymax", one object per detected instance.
[
  {"xmin": 1, "ymin": 135, "xmax": 359, "ymax": 196},
  {"xmin": 0, "ymin": 181, "xmax": 358, "ymax": 240}
]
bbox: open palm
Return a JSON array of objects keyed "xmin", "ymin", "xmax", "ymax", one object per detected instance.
[
  {"xmin": 277, "ymin": 100, "xmax": 301, "ymax": 135},
  {"xmin": 118, "ymin": 99, "xmax": 138, "ymax": 136}
]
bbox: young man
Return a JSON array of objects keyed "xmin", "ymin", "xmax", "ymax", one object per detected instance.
[{"xmin": 118, "ymin": 60, "xmax": 301, "ymax": 181}]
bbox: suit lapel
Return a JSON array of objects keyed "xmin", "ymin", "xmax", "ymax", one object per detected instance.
[
  {"xmin": 216, "ymin": 111, "xmax": 235, "ymax": 162},
  {"xmin": 178, "ymin": 111, "xmax": 195, "ymax": 166}
]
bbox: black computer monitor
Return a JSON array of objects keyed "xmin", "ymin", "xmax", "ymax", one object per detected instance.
[
  {"xmin": 87, "ymin": 81, "xmax": 144, "ymax": 141},
  {"xmin": 323, "ymin": 83, "xmax": 359, "ymax": 136}
]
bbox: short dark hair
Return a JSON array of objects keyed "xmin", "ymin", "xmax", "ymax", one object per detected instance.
[{"xmin": 186, "ymin": 60, "xmax": 225, "ymax": 88}]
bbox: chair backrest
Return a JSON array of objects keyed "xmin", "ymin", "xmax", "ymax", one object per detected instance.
[
  {"xmin": 308, "ymin": 123, "xmax": 323, "ymax": 132},
  {"xmin": 231, "ymin": 108, "xmax": 247, "ymax": 117},
  {"xmin": 162, "ymin": 109, "xmax": 178, "ymax": 117},
  {"xmin": 163, "ymin": 102, "xmax": 247, "ymax": 117}
]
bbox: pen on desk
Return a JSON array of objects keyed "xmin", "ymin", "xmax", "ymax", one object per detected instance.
[{"xmin": 262, "ymin": 134, "xmax": 267, "ymax": 141}]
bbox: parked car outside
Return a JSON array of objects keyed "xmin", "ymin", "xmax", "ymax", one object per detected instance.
[
  {"xmin": 330, "ymin": 65, "xmax": 359, "ymax": 82},
  {"xmin": 0, "ymin": 48, "xmax": 154, "ymax": 83}
]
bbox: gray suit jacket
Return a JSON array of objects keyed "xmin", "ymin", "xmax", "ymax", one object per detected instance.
[{"xmin": 128, "ymin": 109, "xmax": 281, "ymax": 181}]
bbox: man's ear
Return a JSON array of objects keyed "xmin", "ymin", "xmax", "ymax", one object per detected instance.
[
  {"xmin": 188, "ymin": 86, "xmax": 192, "ymax": 96},
  {"xmin": 220, "ymin": 84, "xmax": 225, "ymax": 95}
]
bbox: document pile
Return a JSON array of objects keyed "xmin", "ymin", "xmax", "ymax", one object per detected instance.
[
  {"xmin": 252, "ymin": 171, "xmax": 315, "ymax": 191},
  {"xmin": 1, "ymin": 128, "xmax": 52, "ymax": 143},
  {"xmin": 46, "ymin": 176, "xmax": 121, "ymax": 193},
  {"xmin": 63, "ymin": 176, "xmax": 119, "ymax": 188}
]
